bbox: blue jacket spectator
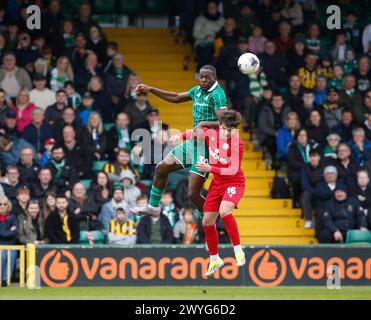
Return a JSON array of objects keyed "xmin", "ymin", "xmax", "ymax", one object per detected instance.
[
  {"xmin": 22, "ymin": 122, "xmax": 54, "ymax": 154},
  {"xmin": 0, "ymin": 136, "xmax": 36, "ymax": 169},
  {"xmin": 276, "ymin": 112, "xmax": 300, "ymax": 161},
  {"xmin": 348, "ymin": 127, "xmax": 371, "ymax": 166}
]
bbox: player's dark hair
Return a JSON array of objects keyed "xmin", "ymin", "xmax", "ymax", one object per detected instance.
[
  {"xmin": 200, "ymin": 65, "xmax": 217, "ymax": 77},
  {"xmin": 218, "ymin": 110, "xmax": 242, "ymax": 128}
]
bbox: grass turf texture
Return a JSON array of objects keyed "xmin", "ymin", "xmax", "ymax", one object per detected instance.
[{"xmin": 0, "ymin": 286, "xmax": 370, "ymax": 300}]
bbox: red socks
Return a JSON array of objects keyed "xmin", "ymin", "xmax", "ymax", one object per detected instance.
[
  {"xmin": 203, "ymin": 225, "xmax": 219, "ymax": 255},
  {"xmin": 222, "ymin": 214, "xmax": 241, "ymax": 246}
]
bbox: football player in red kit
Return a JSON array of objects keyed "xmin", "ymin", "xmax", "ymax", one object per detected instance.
[{"xmin": 176, "ymin": 110, "xmax": 245, "ymax": 277}]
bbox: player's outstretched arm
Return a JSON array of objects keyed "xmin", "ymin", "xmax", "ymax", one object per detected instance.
[{"xmin": 133, "ymin": 84, "xmax": 190, "ymax": 103}]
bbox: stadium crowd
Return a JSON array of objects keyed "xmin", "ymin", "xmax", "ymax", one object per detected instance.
[{"xmin": 0, "ymin": 0, "xmax": 371, "ymax": 284}]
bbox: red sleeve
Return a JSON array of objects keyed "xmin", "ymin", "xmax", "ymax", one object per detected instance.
[{"xmin": 210, "ymin": 139, "xmax": 244, "ymax": 176}]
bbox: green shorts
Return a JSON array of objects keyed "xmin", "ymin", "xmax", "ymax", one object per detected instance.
[{"xmin": 170, "ymin": 139, "xmax": 209, "ymax": 179}]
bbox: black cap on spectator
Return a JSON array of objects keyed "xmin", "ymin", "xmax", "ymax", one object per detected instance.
[
  {"xmin": 147, "ymin": 108, "xmax": 159, "ymax": 115},
  {"xmin": 5, "ymin": 110, "xmax": 16, "ymax": 119}
]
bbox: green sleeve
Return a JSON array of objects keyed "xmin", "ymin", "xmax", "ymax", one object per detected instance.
[
  {"xmin": 188, "ymin": 86, "xmax": 198, "ymax": 100},
  {"xmin": 211, "ymin": 91, "xmax": 227, "ymax": 110}
]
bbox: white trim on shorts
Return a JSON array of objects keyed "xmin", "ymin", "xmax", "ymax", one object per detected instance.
[{"xmin": 169, "ymin": 152, "xmax": 185, "ymax": 169}]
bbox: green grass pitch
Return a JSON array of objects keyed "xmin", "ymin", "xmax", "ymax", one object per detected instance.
[{"xmin": 0, "ymin": 286, "xmax": 370, "ymax": 300}]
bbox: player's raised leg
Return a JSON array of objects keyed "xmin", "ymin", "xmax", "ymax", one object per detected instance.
[
  {"xmin": 219, "ymin": 200, "xmax": 245, "ymax": 266},
  {"xmin": 187, "ymin": 172, "xmax": 206, "ymax": 212},
  {"xmin": 203, "ymin": 211, "xmax": 224, "ymax": 277}
]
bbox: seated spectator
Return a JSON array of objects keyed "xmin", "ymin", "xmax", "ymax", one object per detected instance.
[
  {"xmin": 320, "ymin": 87, "xmax": 344, "ymax": 130},
  {"xmin": 13, "ymin": 88, "xmax": 35, "ymax": 134},
  {"xmin": 82, "ymin": 112, "xmax": 107, "ymax": 161},
  {"xmin": 327, "ymin": 64, "xmax": 344, "ymax": 90},
  {"xmin": 104, "ymin": 148, "xmax": 138, "ymax": 182},
  {"xmin": 262, "ymin": 6, "xmax": 285, "ymax": 40},
  {"xmin": 44, "ymin": 90, "xmax": 68, "ymax": 126},
  {"xmin": 106, "ymin": 112, "xmax": 132, "ymax": 160},
  {"xmin": 313, "ymin": 75, "xmax": 328, "ymax": 107},
  {"xmin": 74, "ymin": 2, "xmax": 99, "ymax": 37},
  {"xmin": 0, "ymin": 135, "xmax": 35, "ymax": 169},
  {"xmin": 44, "ymin": 194, "xmax": 79, "ymax": 244},
  {"xmin": 29, "ymin": 74, "xmax": 56, "ymax": 110},
  {"xmin": 353, "ymin": 56, "xmax": 371, "ymax": 95},
  {"xmin": 0, "ymin": 195, "xmax": 17, "ymax": 286},
  {"xmin": 276, "ymin": 112, "xmax": 300, "ymax": 161},
  {"xmin": 323, "ymin": 133, "xmax": 341, "ymax": 164},
  {"xmin": 273, "ymin": 21, "xmax": 294, "ymax": 55},
  {"xmin": 107, "ymin": 207, "xmax": 136, "ymax": 245},
  {"xmin": 0, "ymin": 110, "xmax": 20, "ymax": 140},
  {"xmin": 319, "ymin": 185, "xmax": 368, "ymax": 243},
  {"xmin": 331, "ymin": 32, "xmax": 348, "ymax": 64},
  {"xmin": 339, "ymin": 74, "xmax": 363, "ymax": 121},
  {"xmin": 287, "ymin": 128, "xmax": 311, "ymax": 207},
  {"xmin": 14, "ymin": 32, "xmax": 40, "ymax": 71},
  {"xmin": 133, "ymin": 195, "xmax": 148, "ymax": 225},
  {"xmin": 64, "ymin": 82, "xmax": 81, "ymax": 109},
  {"xmin": 41, "ymin": 192, "xmax": 56, "ymax": 221},
  {"xmin": 102, "ymin": 41, "xmax": 118, "ymax": 72},
  {"xmin": 298, "ymin": 52, "xmax": 320, "ymax": 90},
  {"xmin": 17, "ymin": 200, "xmax": 47, "ymax": 245},
  {"xmin": 74, "ymin": 52, "xmax": 103, "ymax": 95},
  {"xmin": 61, "ymin": 125, "xmax": 92, "ymax": 179},
  {"xmin": 160, "ymin": 191, "xmax": 180, "ymax": 228},
  {"xmin": 0, "ymin": 52, "xmax": 32, "ymax": 100},
  {"xmin": 363, "ymin": 109, "xmax": 371, "ymax": 141},
  {"xmin": 314, "ymin": 166, "xmax": 341, "ymax": 210},
  {"xmin": 124, "ymin": 92, "xmax": 152, "ymax": 130},
  {"xmin": 120, "ymin": 170, "xmax": 141, "ymax": 210},
  {"xmin": 1, "ymin": 166, "xmax": 22, "ymax": 203},
  {"xmin": 50, "ymin": 56, "xmax": 74, "ymax": 92},
  {"xmin": 77, "ymin": 92, "xmax": 95, "ymax": 126},
  {"xmin": 33, "ymin": 58, "xmax": 50, "ymax": 81},
  {"xmin": 174, "ymin": 207, "xmax": 198, "ymax": 244},
  {"xmin": 86, "ymin": 25, "xmax": 107, "ymax": 64},
  {"xmin": 0, "ymin": 89, "xmax": 11, "ymax": 126},
  {"xmin": 283, "ymin": 75, "xmax": 303, "ymax": 115},
  {"xmin": 88, "ymin": 76, "xmax": 112, "ymax": 123},
  {"xmin": 40, "ymin": 138, "xmax": 56, "ymax": 166},
  {"xmin": 53, "ymin": 106, "xmax": 87, "ymax": 143},
  {"xmin": 192, "ymin": 1, "xmax": 224, "ymax": 72},
  {"xmin": 68, "ymin": 182, "xmax": 99, "ymax": 231},
  {"xmin": 331, "ymin": 109, "xmax": 355, "ymax": 143},
  {"xmin": 348, "ymin": 127, "xmax": 371, "ymax": 167},
  {"xmin": 304, "ymin": 109, "xmax": 329, "ymax": 149},
  {"xmin": 317, "ymin": 55, "xmax": 333, "ymax": 80},
  {"xmin": 300, "ymin": 149, "xmax": 324, "ymax": 228},
  {"xmin": 12, "ymin": 186, "xmax": 30, "ymax": 218},
  {"xmin": 17, "ymin": 146, "xmax": 39, "ymax": 184},
  {"xmin": 99, "ymin": 183, "xmax": 129, "ymax": 235},
  {"xmin": 105, "ymin": 53, "xmax": 133, "ymax": 108},
  {"xmin": 281, "ymin": 0, "xmax": 304, "ymax": 33},
  {"xmin": 235, "ymin": 3, "xmax": 259, "ymax": 38},
  {"xmin": 343, "ymin": 11, "xmax": 361, "ymax": 52},
  {"xmin": 119, "ymin": 73, "xmax": 140, "ymax": 111},
  {"xmin": 358, "ymin": 89, "xmax": 371, "ymax": 127},
  {"xmin": 70, "ymin": 32, "xmax": 89, "ymax": 69},
  {"xmin": 31, "ymin": 167, "xmax": 57, "ymax": 201},
  {"xmin": 46, "ymin": 145, "xmax": 79, "ymax": 193},
  {"xmin": 248, "ymin": 26, "xmax": 267, "ymax": 55},
  {"xmin": 335, "ymin": 143, "xmax": 359, "ymax": 190},
  {"xmin": 88, "ymin": 171, "xmax": 113, "ymax": 211},
  {"xmin": 286, "ymin": 37, "xmax": 305, "ymax": 76},
  {"xmin": 22, "ymin": 107, "xmax": 54, "ymax": 156},
  {"xmin": 137, "ymin": 213, "xmax": 174, "ymax": 244},
  {"xmin": 257, "ymin": 92, "xmax": 290, "ymax": 168}
]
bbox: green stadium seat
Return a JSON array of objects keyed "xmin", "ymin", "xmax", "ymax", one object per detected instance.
[
  {"xmin": 145, "ymin": 0, "xmax": 169, "ymax": 14},
  {"xmin": 93, "ymin": 0, "xmax": 116, "ymax": 15},
  {"xmin": 118, "ymin": 0, "xmax": 143, "ymax": 15},
  {"xmin": 346, "ymin": 230, "xmax": 371, "ymax": 244},
  {"xmin": 92, "ymin": 161, "xmax": 107, "ymax": 172},
  {"xmin": 79, "ymin": 230, "xmax": 106, "ymax": 244},
  {"xmin": 80, "ymin": 179, "xmax": 92, "ymax": 190},
  {"xmin": 103, "ymin": 123, "xmax": 114, "ymax": 131}
]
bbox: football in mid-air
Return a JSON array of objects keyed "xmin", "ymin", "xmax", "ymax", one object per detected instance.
[{"xmin": 238, "ymin": 53, "xmax": 260, "ymax": 75}]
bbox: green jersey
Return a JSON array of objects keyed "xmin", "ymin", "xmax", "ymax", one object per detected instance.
[{"xmin": 188, "ymin": 81, "xmax": 227, "ymax": 127}]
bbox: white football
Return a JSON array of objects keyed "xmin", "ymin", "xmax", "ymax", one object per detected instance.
[{"xmin": 238, "ymin": 53, "xmax": 260, "ymax": 75}]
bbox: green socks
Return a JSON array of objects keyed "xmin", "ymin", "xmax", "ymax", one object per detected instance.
[{"xmin": 149, "ymin": 186, "xmax": 164, "ymax": 208}]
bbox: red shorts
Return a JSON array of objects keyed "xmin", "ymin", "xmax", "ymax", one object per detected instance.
[{"xmin": 203, "ymin": 180, "xmax": 245, "ymax": 212}]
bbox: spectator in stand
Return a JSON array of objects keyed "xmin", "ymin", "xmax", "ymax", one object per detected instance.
[
  {"xmin": 283, "ymin": 74, "xmax": 303, "ymax": 114},
  {"xmin": 14, "ymin": 32, "xmax": 40, "ymax": 72},
  {"xmin": 343, "ymin": 49, "xmax": 357, "ymax": 75},
  {"xmin": 137, "ymin": 213, "xmax": 174, "ymax": 244},
  {"xmin": 119, "ymin": 73, "xmax": 141, "ymax": 111},
  {"xmin": 44, "ymin": 90, "xmax": 67, "ymax": 126},
  {"xmin": 331, "ymin": 32, "xmax": 348, "ymax": 65},
  {"xmin": 74, "ymin": 52, "xmax": 103, "ymax": 95},
  {"xmin": 0, "ymin": 110, "xmax": 20, "ymax": 140},
  {"xmin": 29, "ymin": 74, "xmax": 56, "ymax": 110},
  {"xmin": 214, "ymin": 17, "xmax": 240, "ymax": 61},
  {"xmin": 12, "ymin": 186, "xmax": 29, "ymax": 219},
  {"xmin": 262, "ymin": 6, "xmax": 285, "ymax": 39},
  {"xmin": 17, "ymin": 146, "xmax": 39, "ymax": 185},
  {"xmin": 192, "ymin": 1, "xmax": 224, "ymax": 72},
  {"xmin": 281, "ymin": 0, "xmax": 304, "ymax": 33},
  {"xmin": 70, "ymin": 33, "xmax": 88, "ymax": 69},
  {"xmin": 88, "ymin": 171, "xmax": 113, "ymax": 211},
  {"xmin": 13, "ymin": 89, "xmax": 35, "ymax": 134},
  {"xmin": 257, "ymin": 92, "xmax": 290, "ymax": 168},
  {"xmin": 68, "ymin": 182, "xmax": 99, "ymax": 231},
  {"xmin": 61, "ymin": 125, "xmax": 92, "ymax": 179},
  {"xmin": 305, "ymin": 23, "xmax": 321, "ymax": 55},
  {"xmin": 331, "ymin": 109, "xmax": 355, "ymax": 143},
  {"xmin": 46, "ymin": 145, "xmax": 79, "ymax": 194},
  {"xmin": 31, "ymin": 167, "xmax": 57, "ymax": 201},
  {"xmin": 297, "ymin": 90, "xmax": 317, "ymax": 124},
  {"xmin": 103, "ymin": 41, "xmax": 118, "ymax": 72},
  {"xmin": 44, "ymin": 194, "xmax": 79, "ymax": 244},
  {"xmin": 348, "ymin": 127, "xmax": 371, "ymax": 167},
  {"xmin": 160, "ymin": 191, "xmax": 179, "ymax": 228},
  {"xmin": 105, "ymin": 53, "xmax": 133, "ymax": 108},
  {"xmin": 354, "ymin": 56, "xmax": 371, "ymax": 95},
  {"xmin": 352, "ymin": 170, "xmax": 371, "ymax": 229},
  {"xmin": 323, "ymin": 133, "xmax": 341, "ymax": 164},
  {"xmin": 363, "ymin": 109, "xmax": 371, "ymax": 141},
  {"xmin": 339, "ymin": 75, "xmax": 363, "ymax": 120},
  {"xmin": 17, "ymin": 200, "xmax": 47, "ymax": 245},
  {"xmin": 42, "ymin": 0, "xmax": 65, "ymax": 47},
  {"xmin": 305, "ymin": 110, "xmax": 329, "ymax": 148},
  {"xmin": 314, "ymin": 166, "xmax": 341, "ymax": 210},
  {"xmin": 82, "ymin": 112, "xmax": 107, "ymax": 161},
  {"xmin": 0, "ymin": 89, "xmax": 10, "ymax": 126},
  {"xmin": 120, "ymin": 170, "xmax": 141, "ymax": 210},
  {"xmin": 298, "ymin": 52, "xmax": 320, "ymax": 90},
  {"xmin": 343, "ymin": 11, "xmax": 361, "ymax": 52},
  {"xmin": 40, "ymin": 138, "xmax": 56, "ymax": 166},
  {"xmin": 86, "ymin": 25, "xmax": 108, "ymax": 64},
  {"xmin": 42, "ymin": 192, "xmax": 56, "ymax": 221},
  {"xmin": 319, "ymin": 184, "xmax": 368, "ymax": 243},
  {"xmin": 276, "ymin": 112, "xmax": 300, "ymax": 161},
  {"xmin": 74, "ymin": 2, "xmax": 99, "ymax": 37},
  {"xmin": 357, "ymin": 89, "xmax": 371, "ymax": 127},
  {"xmin": 248, "ymin": 25, "xmax": 267, "ymax": 55},
  {"xmin": 313, "ymin": 75, "xmax": 328, "ymax": 107},
  {"xmin": 362, "ymin": 23, "xmax": 371, "ymax": 54},
  {"xmin": 174, "ymin": 207, "xmax": 198, "ymax": 244},
  {"xmin": 0, "ymin": 195, "xmax": 17, "ymax": 287},
  {"xmin": 106, "ymin": 112, "xmax": 132, "ymax": 160},
  {"xmin": 327, "ymin": 64, "xmax": 344, "ymax": 90},
  {"xmin": 258, "ymin": 41, "xmax": 287, "ymax": 90},
  {"xmin": 273, "ymin": 21, "xmax": 294, "ymax": 55},
  {"xmin": 317, "ymin": 55, "xmax": 333, "ymax": 80},
  {"xmin": 123, "ymin": 92, "xmax": 151, "ymax": 131},
  {"xmin": 235, "ymin": 3, "xmax": 259, "ymax": 38},
  {"xmin": 88, "ymin": 76, "xmax": 112, "ymax": 123},
  {"xmin": 0, "ymin": 135, "xmax": 35, "ymax": 169},
  {"xmin": 64, "ymin": 82, "xmax": 81, "ymax": 109},
  {"xmin": 287, "ymin": 36, "xmax": 306, "ymax": 76},
  {"xmin": 99, "ymin": 183, "xmax": 129, "ymax": 234},
  {"xmin": 50, "ymin": 56, "xmax": 74, "ymax": 92},
  {"xmin": 22, "ymin": 107, "xmax": 54, "ymax": 157},
  {"xmin": 335, "ymin": 143, "xmax": 359, "ymax": 190},
  {"xmin": 320, "ymin": 87, "xmax": 344, "ymax": 130},
  {"xmin": 300, "ymin": 149, "xmax": 324, "ymax": 228},
  {"xmin": 287, "ymin": 128, "xmax": 311, "ymax": 207},
  {"xmin": 77, "ymin": 92, "xmax": 95, "ymax": 126},
  {"xmin": 107, "ymin": 207, "xmax": 136, "ymax": 245},
  {"xmin": 138, "ymin": 108, "xmax": 167, "ymax": 140}
]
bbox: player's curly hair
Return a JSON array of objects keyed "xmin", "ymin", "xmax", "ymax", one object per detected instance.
[{"xmin": 218, "ymin": 110, "xmax": 242, "ymax": 128}]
